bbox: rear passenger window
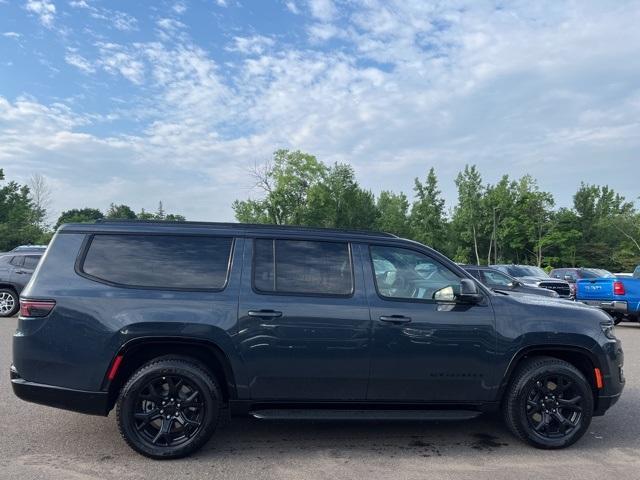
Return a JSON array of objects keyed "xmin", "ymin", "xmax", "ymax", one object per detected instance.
[
  {"xmin": 9, "ymin": 256, "xmax": 23, "ymax": 267},
  {"xmin": 253, "ymin": 239, "xmax": 353, "ymax": 296},
  {"xmin": 81, "ymin": 235, "xmax": 233, "ymax": 290},
  {"xmin": 23, "ymin": 256, "xmax": 41, "ymax": 269}
]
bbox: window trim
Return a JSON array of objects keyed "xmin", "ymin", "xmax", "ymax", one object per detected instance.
[
  {"xmin": 251, "ymin": 238, "xmax": 356, "ymax": 298},
  {"xmin": 76, "ymin": 233, "xmax": 235, "ymax": 292},
  {"xmin": 368, "ymin": 244, "xmax": 466, "ymax": 304}
]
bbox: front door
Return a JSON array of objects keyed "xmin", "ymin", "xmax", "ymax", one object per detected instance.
[
  {"xmin": 237, "ymin": 237, "xmax": 371, "ymax": 401},
  {"xmin": 362, "ymin": 244, "xmax": 497, "ymax": 403}
]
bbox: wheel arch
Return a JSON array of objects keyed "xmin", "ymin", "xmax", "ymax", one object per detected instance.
[
  {"xmin": 104, "ymin": 337, "xmax": 239, "ymax": 411},
  {"xmin": 498, "ymin": 345, "xmax": 601, "ymax": 407}
]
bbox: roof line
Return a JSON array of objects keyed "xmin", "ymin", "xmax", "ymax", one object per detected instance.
[{"xmin": 92, "ymin": 219, "xmax": 398, "ymax": 238}]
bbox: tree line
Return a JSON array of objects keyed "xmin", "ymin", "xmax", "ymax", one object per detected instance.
[
  {"xmin": 2, "ymin": 155, "xmax": 638, "ymax": 271},
  {"xmin": 233, "ymin": 150, "xmax": 640, "ymax": 272},
  {"xmin": 0, "ymin": 168, "xmax": 183, "ymax": 251}
]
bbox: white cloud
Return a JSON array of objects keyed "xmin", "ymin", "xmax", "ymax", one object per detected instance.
[
  {"xmin": 173, "ymin": 2, "xmax": 187, "ymax": 14},
  {"xmin": 227, "ymin": 35, "xmax": 275, "ymax": 55},
  {"xmin": 2, "ymin": 31, "xmax": 21, "ymax": 38},
  {"xmin": 215, "ymin": 0, "xmax": 227, "ymax": 6},
  {"xmin": 64, "ymin": 49, "xmax": 95, "ymax": 73},
  {"xmin": 307, "ymin": 0, "xmax": 335, "ymax": 21},
  {"xmin": 25, "ymin": 0, "xmax": 56, "ymax": 27},
  {"xmin": 285, "ymin": 1, "xmax": 299, "ymax": 14},
  {"xmin": 96, "ymin": 42, "xmax": 145, "ymax": 84}
]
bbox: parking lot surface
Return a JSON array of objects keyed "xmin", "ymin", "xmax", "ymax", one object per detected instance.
[{"xmin": 1, "ymin": 317, "xmax": 639, "ymax": 480}]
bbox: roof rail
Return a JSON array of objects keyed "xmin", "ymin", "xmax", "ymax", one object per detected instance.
[{"xmin": 94, "ymin": 219, "xmax": 398, "ymax": 238}]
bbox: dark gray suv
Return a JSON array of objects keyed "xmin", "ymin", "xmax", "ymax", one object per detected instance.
[
  {"xmin": 0, "ymin": 252, "xmax": 43, "ymax": 317},
  {"xmin": 11, "ymin": 221, "xmax": 625, "ymax": 459}
]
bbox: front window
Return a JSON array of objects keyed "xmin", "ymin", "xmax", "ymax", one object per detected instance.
[
  {"xmin": 370, "ymin": 245, "xmax": 459, "ymax": 300},
  {"xmin": 506, "ymin": 266, "xmax": 548, "ymax": 278},
  {"xmin": 482, "ymin": 270, "xmax": 513, "ymax": 287}
]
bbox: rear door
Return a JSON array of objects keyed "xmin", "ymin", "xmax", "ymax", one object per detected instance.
[
  {"xmin": 11, "ymin": 255, "xmax": 41, "ymax": 291},
  {"xmin": 363, "ymin": 243, "xmax": 498, "ymax": 403},
  {"xmin": 237, "ymin": 237, "xmax": 371, "ymax": 401}
]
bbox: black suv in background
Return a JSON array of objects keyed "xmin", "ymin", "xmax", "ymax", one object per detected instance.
[
  {"xmin": 462, "ymin": 265, "xmax": 559, "ymax": 298},
  {"xmin": 12, "ymin": 221, "xmax": 624, "ymax": 458},
  {"xmin": 0, "ymin": 251, "xmax": 43, "ymax": 317},
  {"xmin": 491, "ymin": 264, "xmax": 572, "ymax": 298}
]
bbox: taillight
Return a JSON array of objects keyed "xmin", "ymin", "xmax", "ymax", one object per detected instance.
[
  {"xmin": 613, "ymin": 281, "xmax": 625, "ymax": 296},
  {"xmin": 19, "ymin": 299, "xmax": 56, "ymax": 318}
]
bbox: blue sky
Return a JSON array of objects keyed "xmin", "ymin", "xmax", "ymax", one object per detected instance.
[{"xmin": 1, "ymin": 0, "xmax": 639, "ymax": 222}]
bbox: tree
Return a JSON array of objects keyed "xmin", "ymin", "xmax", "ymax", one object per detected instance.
[
  {"xmin": 0, "ymin": 169, "xmax": 45, "ymax": 250},
  {"xmin": 54, "ymin": 208, "xmax": 104, "ymax": 230},
  {"xmin": 452, "ymin": 165, "xmax": 484, "ymax": 264},
  {"xmin": 233, "ymin": 150, "xmax": 326, "ymax": 224},
  {"xmin": 28, "ymin": 173, "xmax": 52, "ymax": 229},
  {"xmin": 410, "ymin": 167, "xmax": 447, "ymax": 250},
  {"xmin": 376, "ymin": 191, "xmax": 411, "ymax": 237},
  {"xmin": 106, "ymin": 203, "xmax": 137, "ymax": 220},
  {"xmin": 304, "ymin": 163, "xmax": 377, "ymax": 229}
]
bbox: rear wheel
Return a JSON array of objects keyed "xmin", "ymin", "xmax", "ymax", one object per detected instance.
[
  {"xmin": 503, "ymin": 357, "xmax": 593, "ymax": 449},
  {"xmin": 0, "ymin": 289, "xmax": 19, "ymax": 317},
  {"xmin": 116, "ymin": 358, "xmax": 222, "ymax": 459}
]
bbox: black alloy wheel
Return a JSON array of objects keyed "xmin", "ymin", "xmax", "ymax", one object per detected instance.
[
  {"xmin": 503, "ymin": 357, "xmax": 593, "ymax": 449},
  {"xmin": 117, "ymin": 358, "xmax": 221, "ymax": 459}
]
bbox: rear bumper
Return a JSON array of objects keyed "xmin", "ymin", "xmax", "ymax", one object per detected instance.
[
  {"xmin": 10, "ymin": 365, "xmax": 109, "ymax": 416},
  {"xmin": 580, "ymin": 300, "xmax": 627, "ymax": 313}
]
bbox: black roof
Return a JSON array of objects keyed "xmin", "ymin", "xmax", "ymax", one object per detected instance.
[
  {"xmin": 60, "ymin": 220, "xmax": 398, "ymax": 241},
  {"xmin": 459, "ymin": 264, "xmax": 502, "ymax": 271}
]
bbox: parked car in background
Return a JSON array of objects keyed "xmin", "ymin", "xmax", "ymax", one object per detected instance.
[
  {"xmin": 576, "ymin": 266, "xmax": 640, "ymax": 324},
  {"xmin": 12, "ymin": 221, "xmax": 624, "ymax": 458},
  {"xmin": 491, "ymin": 264, "xmax": 572, "ymax": 298},
  {"xmin": 0, "ymin": 251, "xmax": 43, "ymax": 317},
  {"xmin": 462, "ymin": 265, "xmax": 559, "ymax": 298},
  {"xmin": 550, "ymin": 268, "xmax": 615, "ymax": 298}
]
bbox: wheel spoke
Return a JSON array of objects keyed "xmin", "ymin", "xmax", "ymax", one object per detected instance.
[
  {"xmin": 134, "ymin": 410, "xmax": 160, "ymax": 429},
  {"xmin": 152, "ymin": 417, "xmax": 174, "ymax": 445},
  {"xmin": 182, "ymin": 390, "xmax": 200, "ymax": 407}
]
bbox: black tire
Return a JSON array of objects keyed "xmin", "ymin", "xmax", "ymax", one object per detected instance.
[
  {"xmin": 613, "ymin": 315, "xmax": 623, "ymax": 325},
  {"xmin": 503, "ymin": 356, "xmax": 593, "ymax": 449},
  {"xmin": 0, "ymin": 288, "xmax": 19, "ymax": 317},
  {"xmin": 116, "ymin": 358, "xmax": 222, "ymax": 459}
]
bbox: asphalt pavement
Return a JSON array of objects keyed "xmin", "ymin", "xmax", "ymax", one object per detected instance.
[{"xmin": 1, "ymin": 317, "xmax": 639, "ymax": 480}]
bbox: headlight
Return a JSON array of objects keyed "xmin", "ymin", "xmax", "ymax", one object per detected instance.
[{"xmin": 601, "ymin": 322, "xmax": 616, "ymax": 340}]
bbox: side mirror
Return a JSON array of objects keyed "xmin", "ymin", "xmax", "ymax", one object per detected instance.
[
  {"xmin": 433, "ymin": 279, "xmax": 483, "ymax": 304},
  {"xmin": 458, "ymin": 278, "xmax": 483, "ymax": 304}
]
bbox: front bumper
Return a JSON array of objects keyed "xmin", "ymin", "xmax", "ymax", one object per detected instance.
[{"xmin": 10, "ymin": 365, "xmax": 110, "ymax": 416}]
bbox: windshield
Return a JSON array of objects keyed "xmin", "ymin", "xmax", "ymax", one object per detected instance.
[
  {"xmin": 506, "ymin": 266, "xmax": 548, "ymax": 278},
  {"xmin": 581, "ymin": 268, "xmax": 614, "ymax": 279}
]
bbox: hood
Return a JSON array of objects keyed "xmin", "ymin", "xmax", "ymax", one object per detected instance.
[
  {"xmin": 518, "ymin": 276, "xmax": 566, "ymax": 284},
  {"xmin": 501, "ymin": 288, "xmax": 612, "ymax": 319}
]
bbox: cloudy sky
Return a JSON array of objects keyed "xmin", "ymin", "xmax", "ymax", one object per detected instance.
[{"xmin": 1, "ymin": 0, "xmax": 639, "ymax": 221}]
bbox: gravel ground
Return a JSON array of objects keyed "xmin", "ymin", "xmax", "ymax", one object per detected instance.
[{"xmin": 1, "ymin": 317, "xmax": 639, "ymax": 480}]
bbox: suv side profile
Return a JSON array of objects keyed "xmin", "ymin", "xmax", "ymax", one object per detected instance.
[
  {"xmin": 12, "ymin": 221, "xmax": 624, "ymax": 459},
  {"xmin": 0, "ymin": 252, "xmax": 43, "ymax": 317}
]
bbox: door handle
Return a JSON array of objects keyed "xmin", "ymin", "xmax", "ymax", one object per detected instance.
[
  {"xmin": 248, "ymin": 310, "xmax": 283, "ymax": 318},
  {"xmin": 379, "ymin": 315, "xmax": 412, "ymax": 323},
  {"xmin": 15, "ymin": 270, "xmax": 28, "ymax": 274}
]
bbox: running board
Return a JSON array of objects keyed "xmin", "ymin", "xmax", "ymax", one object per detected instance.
[{"xmin": 249, "ymin": 409, "xmax": 481, "ymax": 421}]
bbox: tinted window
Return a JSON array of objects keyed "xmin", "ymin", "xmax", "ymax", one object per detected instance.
[
  {"xmin": 82, "ymin": 234, "xmax": 233, "ymax": 290},
  {"xmin": 23, "ymin": 256, "xmax": 41, "ymax": 269},
  {"xmin": 370, "ymin": 246, "xmax": 459, "ymax": 300},
  {"xmin": 466, "ymin": 268, "xmax": 482, "ymax": 280},
  {"xmin": 482, "ymin": 270, "xmax": 513, "ymax": 286},
  {"xmin": 9, "ymin": 256, "xmax": 23, "ymax": 267},
  {"xmin": 253, "ymin": 239, "xmax": 353, "ymax": 295}
]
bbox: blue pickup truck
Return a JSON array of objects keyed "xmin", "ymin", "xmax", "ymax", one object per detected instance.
[{"xmin": 576, "ymin": 266, "xmax": 640, "ymax": 324}]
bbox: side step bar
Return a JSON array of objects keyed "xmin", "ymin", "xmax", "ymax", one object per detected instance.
[{"xmin": 249, "ymin": 409, "xmax": 481, "ymax": 421}]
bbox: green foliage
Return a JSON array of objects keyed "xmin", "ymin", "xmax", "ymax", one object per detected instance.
[
  {"xmin": 106, "ymin": 204, "xmax": 137, "ymax": 220},
  {"xmin": 54, "ymin": 208, "xmax": 104, "ymax": 229},
  {"xmin": 0, "ymin": 169, "xmax": 46, "ymax": 251},
  {"xmin": 233, "ymin": 152, "xmax": 640, "ymax": 272}
]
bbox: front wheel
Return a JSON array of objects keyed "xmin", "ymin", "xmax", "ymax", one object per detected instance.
[
  {"xmin": 116, "ymin": 358, "xmax": 222, "ymax": 459},
  {"xmin": 503, "ymin": 357, "xmax": 593, "ymax": 449}
]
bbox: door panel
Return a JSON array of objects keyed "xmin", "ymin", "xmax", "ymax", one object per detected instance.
[
  {"xmin": 362, "ymin": 244, "xmax": 497, "ymax": 403},
  {"xmin": 236, "ymin": 238, "xmax": 372, "ymax": 401}
]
